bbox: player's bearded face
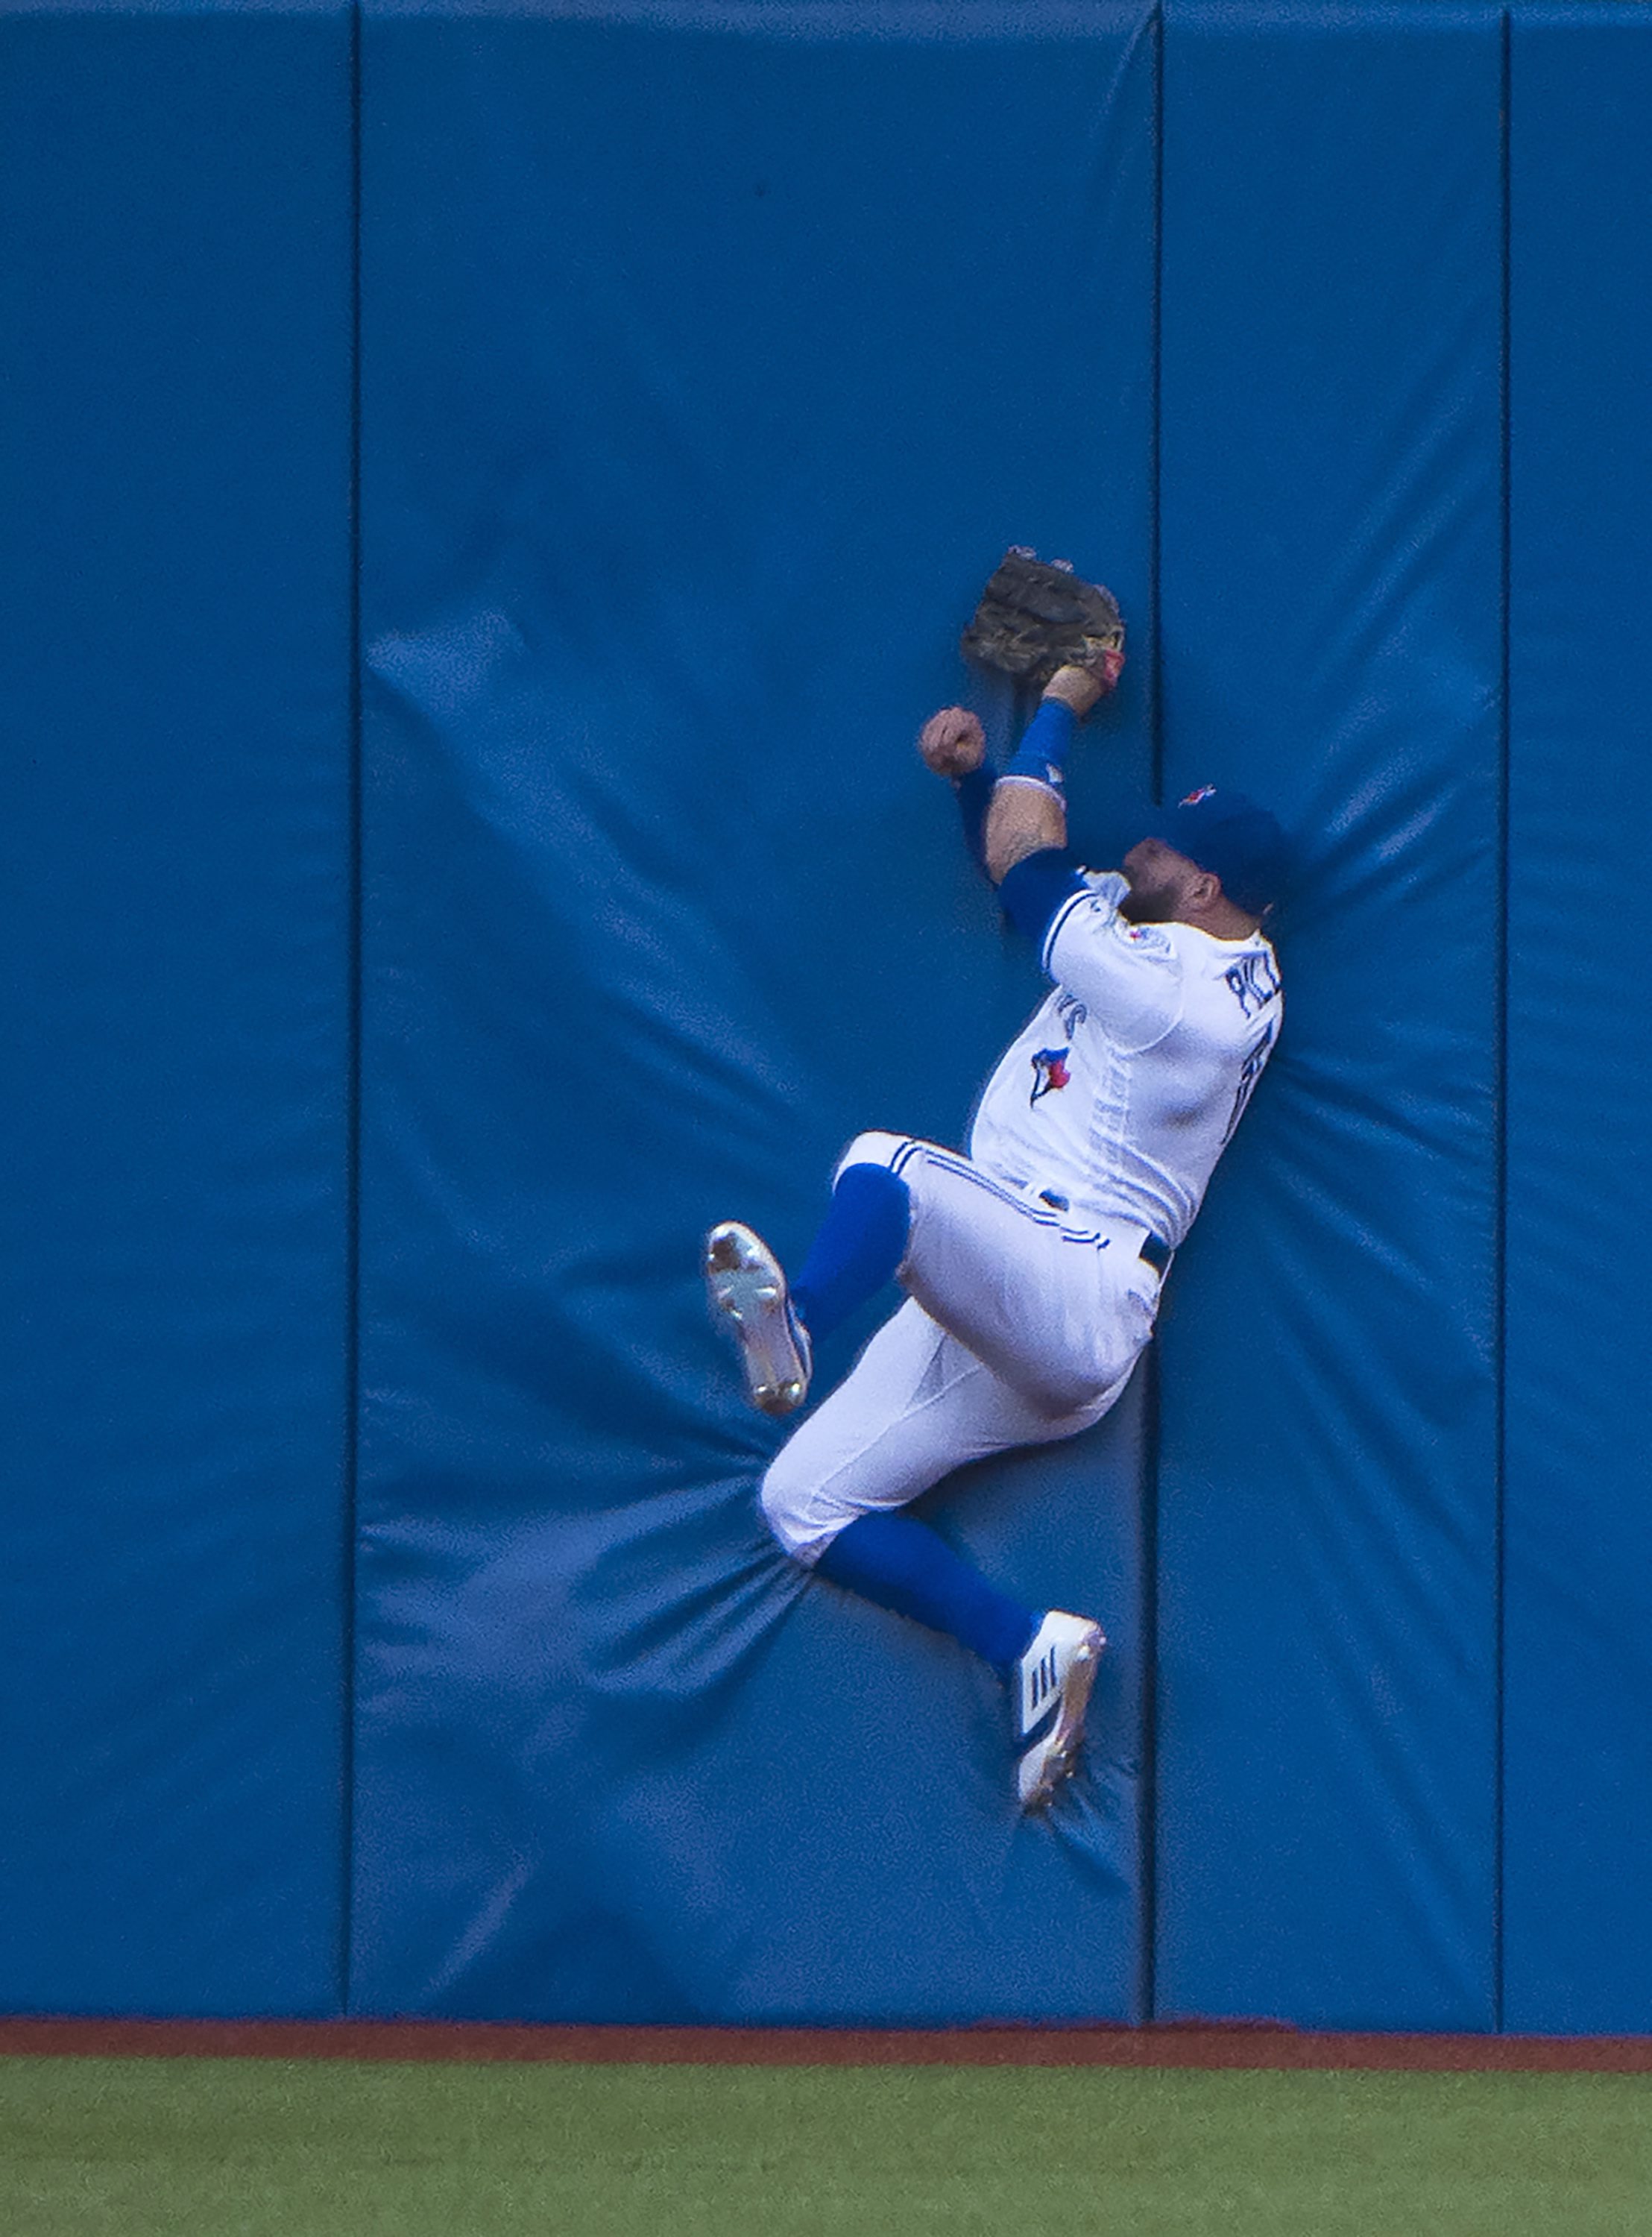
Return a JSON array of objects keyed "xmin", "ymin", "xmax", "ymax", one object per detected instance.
[{"xmin": 1120, "ymin": 837, "xmax": 1198, "ymax": 924}]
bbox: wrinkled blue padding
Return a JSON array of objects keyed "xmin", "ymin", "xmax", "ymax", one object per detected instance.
[
  {"xmin": 352, "ymin": 4, "xmax": 1159, "ymax": 2022},
  {"xmin": 0, "ymin": 10, "xmax": 353, "ymax": 2014},
  {"xmin": 10, "ymin": 0, "xmax": 1652, "ymax": 2036},
  {"xmin": 1152, "ymin": 1, "xmax": 1502, "ymax": 2027},
  {"xmin": 1501, "ymin": 10, "xmax": 1652, "ymax": 2036}
]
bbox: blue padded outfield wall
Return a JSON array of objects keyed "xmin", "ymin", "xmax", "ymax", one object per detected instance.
[
  {"xmin": 2, "ymin": 0, "xmax": 1650, "ymax": 2031},
  {"xmin": 1153, "ymin": 2, "xmax": 1505, "ymax": 2032},
  {"xmin": 0, "ymin": 1, "xmax": 354, "ymax": 2016}
]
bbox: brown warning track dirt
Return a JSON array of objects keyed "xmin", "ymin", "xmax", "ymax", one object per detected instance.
[{"xmin": 1, "ymin": 2019, "xmax": 1649, "ymax": 2071}]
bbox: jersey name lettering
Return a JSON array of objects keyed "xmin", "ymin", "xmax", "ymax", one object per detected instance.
[{"xmin": 1223, "ymin": 950, "xmax": 1282, "ymax": 1019}]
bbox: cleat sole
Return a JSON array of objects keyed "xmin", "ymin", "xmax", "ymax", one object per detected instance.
[{"xmin": 704, "ymin": 1221, "xmax": 810, "ymax": 1418}]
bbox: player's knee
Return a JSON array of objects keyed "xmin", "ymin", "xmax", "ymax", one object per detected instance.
[
  {"xmin": 832, "ymin": 1130, "xmax": 909, "ymax": 1185},
  {"xmin": 758, "ymin": 1453, "xmax": 827, "ymax": 1566}
]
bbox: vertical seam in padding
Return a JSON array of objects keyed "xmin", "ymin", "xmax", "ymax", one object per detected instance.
[
  {"xmin": 341, "ymin": 0, "xmax": 365, "ymax": 2022},
  {"xmin": 1493, "ymin": 0, "xmax": 1512, "ymax": 2040},
  {"xmin": 1142, "ymin": 0, "xmax": 1167, "ymax": 2027}
]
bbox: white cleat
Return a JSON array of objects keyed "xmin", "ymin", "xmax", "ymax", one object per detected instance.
[
  {"xmin": 703, "ymin": 1220, "xmax": 813, "ymax": 1418},
  {"xmin": 1015, "ymin": 1609, "xmax": 1106, "ymax": 1810}
]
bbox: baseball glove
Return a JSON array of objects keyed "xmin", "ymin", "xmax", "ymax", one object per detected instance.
[{"xmin": 960, "ymin": 547, "xmax": 1125, "ymax": 690}]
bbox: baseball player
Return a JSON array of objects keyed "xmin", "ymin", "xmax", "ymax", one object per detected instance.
[{"xmin": 706, "ymin": 653, "xmax": 1287, "ymax": 1808}]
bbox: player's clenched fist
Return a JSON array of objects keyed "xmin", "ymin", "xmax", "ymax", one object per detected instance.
[{"xmin": 918, "ymin": 706, "xmax": 986, "ymax": 778}]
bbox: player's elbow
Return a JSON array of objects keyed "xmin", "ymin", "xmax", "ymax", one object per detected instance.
[
  {"xmin": 984, "ymin": 781, "xmax": 1065, "ymax": 886},
  {"xmin": 985, "ymin": 828, "xmax": 1034, "ymax": 886},
  {"xmin": 997, "ymin": 848, "xmax": 1089, "ymax": 951}
]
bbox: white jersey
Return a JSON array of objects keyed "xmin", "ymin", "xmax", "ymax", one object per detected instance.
[{"xmin": 967, "ymin": 872, "xmax": 1282, "ymax": 1248}]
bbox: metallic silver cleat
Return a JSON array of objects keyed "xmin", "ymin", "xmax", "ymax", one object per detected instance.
[
  {"xmin": 704, "ymin": 1220, "xmax": 813, "ymax": 1418},
  {"xmin": 1015, "ymin": 1610, "xmax": 1106, "ymax": 1809}
]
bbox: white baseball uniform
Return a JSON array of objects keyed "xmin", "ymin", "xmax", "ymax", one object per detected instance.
[{"xmin": 760, "ymin": 872, "xmax": 1282, "ymax": 1562}]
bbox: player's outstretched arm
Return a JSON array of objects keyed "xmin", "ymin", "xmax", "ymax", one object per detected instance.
[
  {"xmin": 982, "ymin": 663, "xmax": 1117, "ymax": 884},
  {"xmin": 915, "ymin": 655, "xmax": 1122, "ymax": 888},
  {"xmin": 983, "ymin": 778, "xmax": 1066, "ymax": 884}
]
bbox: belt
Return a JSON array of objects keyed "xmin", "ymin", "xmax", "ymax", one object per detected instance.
[{"xmin": 1037, "ymin": 1189, "xmax": 1173, "ymax": 1275}]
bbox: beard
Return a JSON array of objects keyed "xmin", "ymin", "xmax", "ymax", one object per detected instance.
[{"xmin": 1118, "ymin": 875, "xmax": 1182, "ymax": 925}]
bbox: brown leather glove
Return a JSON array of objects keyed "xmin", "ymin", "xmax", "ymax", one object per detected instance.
[{"xmin": 961, "ymin": 547, "xmax": 1126, "ymax": 691}]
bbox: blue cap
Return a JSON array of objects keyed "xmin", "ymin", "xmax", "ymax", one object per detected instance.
[{"xmin": 1145, "ymin": 786, "xmax": 1289, "ymax": 915}]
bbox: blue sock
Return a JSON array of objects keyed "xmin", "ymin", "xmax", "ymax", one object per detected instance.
[
  {"xmin": 815, "ymin": 1513, "xmax": 1038, "ymax": 1675},
  {"xmin": 999, "ymin": 698, "xmax": 1078, "ymax": 796},
  {"xmin": 789, "ymin": 1162, "xmax": 911, "ymax": 1343}
]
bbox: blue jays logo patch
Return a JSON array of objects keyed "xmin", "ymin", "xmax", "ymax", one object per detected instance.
[
  {"xmin": 1180, "ymin": 784, "xmax": 1217, "ymax": 807},
  {"xmin": 1030, "ymin": 1047, "xmax": 1071, "ymax": 1105}
]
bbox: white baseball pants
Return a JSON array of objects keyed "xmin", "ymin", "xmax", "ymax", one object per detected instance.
[{"xmin": 760, "ymin": 1133, "xmax": 1161, "ymax": 1565}]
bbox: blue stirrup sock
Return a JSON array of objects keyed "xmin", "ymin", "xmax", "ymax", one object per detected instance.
[
  {"xmin": 789, "ymin": 1161, "xmax": 911, "ymax": 1344},
  {"xmin": 998, "ymin": 698, "xmax": 1079, "ymax": 796},
  {"xmin": 815, "ymin": 1512, "xmax": 1038, "ymax": 1676}
]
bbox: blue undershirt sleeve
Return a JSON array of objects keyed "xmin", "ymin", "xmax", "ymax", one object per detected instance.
[
  {"xmin": 954, "ymin": 764, "xmax": 997, "ymax": 873},
  {"xmin": 997, "ymin": 846, "xmax": 1088, "ymax": 953},
  {"xmin": 1000, "ymin": 698, "xmax": 1078, "ymax": 792}
]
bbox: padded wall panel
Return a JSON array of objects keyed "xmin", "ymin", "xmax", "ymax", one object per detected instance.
[
  {"xmin": 1153, "ymin": 1, "xmax": 1502, "ymax": 2027},
  {"xmin": 0, "ymin": 6, "xmax": 353, "ymax": 2013},
  {"xmin": 354, "ymin": 0, "xmax": 1158, "ymax": 2022},
  {"xmin": 1502, "ymin": 8, "xmax": 1652, "ymax": 2034}
]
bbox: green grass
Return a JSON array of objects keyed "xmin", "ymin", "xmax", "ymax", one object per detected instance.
[{"xmin": 1, "ymin": 2057, "xmax": 1650, "ymax": 2236}]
